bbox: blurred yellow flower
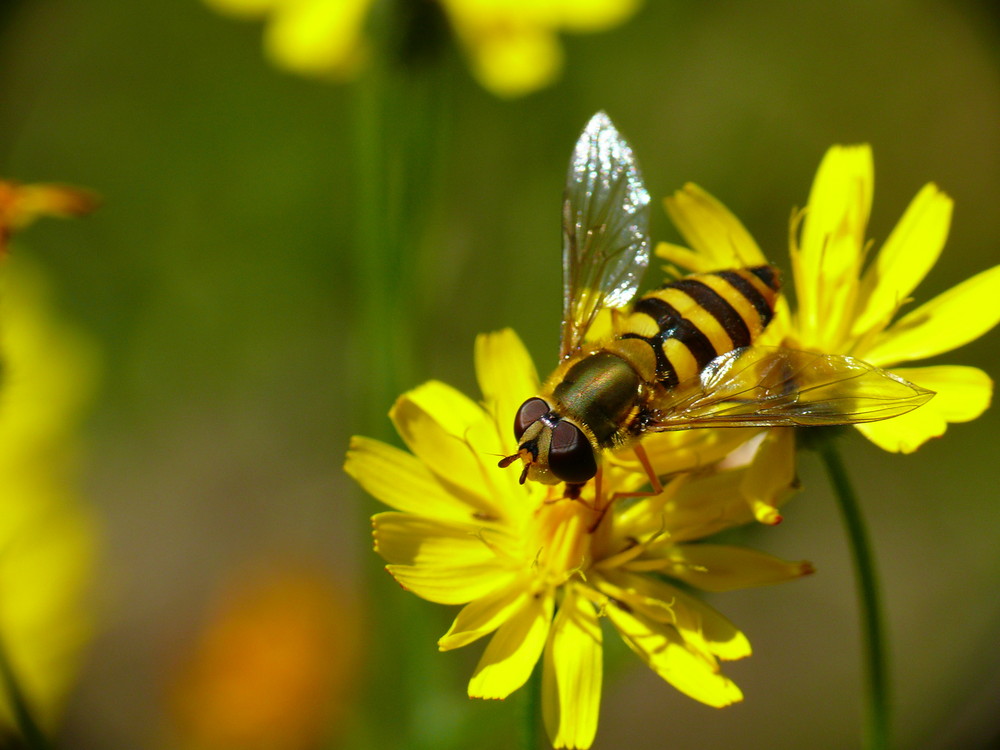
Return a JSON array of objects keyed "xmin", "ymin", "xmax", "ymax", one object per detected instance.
[
  {"xmin": 658, "ymin": 145, "xmax": 1000, "ymax": 453},
  {"xmin": 346, "ymin": 329, "xmax": 811, "ymax": 749},
  {"xmin": 168, "ymin": 564, "xmax": 362, "ymax": 750},
  {"xmin": 203, "ymin": 0, "xmax": 642, "ymax": 96},
  {"xmin": 440, "ymin": 0, "xmax": 642, "ymax": 97},
  {"xmin": 0, "ymin": 180, "xmax": 98, "ymax": 258},
  {"xmin": 0, "ymin": 258, "xmax": 99, "ymax": 730},
  {"xmin": 204, "ymin": 0, "xmax": 372, "ymax": 80}
]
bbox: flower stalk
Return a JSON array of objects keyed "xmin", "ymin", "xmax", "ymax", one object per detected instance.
[
  {"xmin": 351, "ymin": 5, "xmax": 454, "ymax": 749},
  {"xmin": 522, "ymin": 665, "xmax": 541, "ymax": 750},
  {"xmin": 353, "ymin": 0, "xmax": 450, "ymax": 432},
  {"xmin": 816, "ymin": 437, "xmax": 889, "ymax": 750}
]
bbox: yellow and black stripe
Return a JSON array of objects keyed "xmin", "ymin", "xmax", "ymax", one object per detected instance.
[{"xmin": 619, "ymin": 265, "xmax": 780, "ymax": 388}]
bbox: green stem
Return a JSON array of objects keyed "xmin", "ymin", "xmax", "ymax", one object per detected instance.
[
  {"xmin": 817, "ymin": 438, "xmax": 889, "ymax": 750},
  {"xmin": 353, "ymin": 0, "xmax": 450, "ymax": 433},
  {"xmin": 0, "ymin": 636, "xmax": 52, "ymax": 750},
  {"xmin": 350, "ymin": 4, "xmax": 452, "ymax": 750},
  {"xmin": 353, "ymin": 48, "xmax": 396, "ymax": 434},
  {"xmin": 522, "ymin": 665, "xmax": 541, "ymax": 750}
]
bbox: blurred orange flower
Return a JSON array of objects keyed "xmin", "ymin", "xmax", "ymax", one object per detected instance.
[
  {"xmin": 169, "ymin": 564, "xmax": 362, "ymax": 750},
  {"xmin": 0, "ymin": 180, "xmax": 98, "ymax": 258}
]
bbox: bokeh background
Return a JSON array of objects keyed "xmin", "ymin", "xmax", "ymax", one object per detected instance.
[{"xmin": 1, "ymin": 0, "xmax": 999, "ymax": 748}]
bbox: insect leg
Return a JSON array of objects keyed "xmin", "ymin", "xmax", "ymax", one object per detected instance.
[
  {"xmin": 630, "ymin": 443, "xmax": 664, "ymax": 496},
  {"xmin": 588, "ymin": 443, "xmax": 664, "ymax": 532}
]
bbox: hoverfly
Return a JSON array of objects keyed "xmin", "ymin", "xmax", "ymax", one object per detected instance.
[{"xmin": 499, "ymin": 111, "xmax": 933, "ymax": 495}]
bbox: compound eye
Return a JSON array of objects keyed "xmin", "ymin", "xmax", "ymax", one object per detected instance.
[
  {"xmin": 514, "ymin": 397, "xmax": 549, "ymax": 441},
  {"xmin": 548, "ymin": 421, "xmax": 597, "ymax": 484}
]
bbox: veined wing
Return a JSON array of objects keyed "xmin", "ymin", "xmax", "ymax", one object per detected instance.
[
  {"xmin": 647, "ymin": 347, "xmax": 935, "ymax": 430},
  {"xmin": 560, "ymin": 111, "xmax": 651, "ymax": 359}
]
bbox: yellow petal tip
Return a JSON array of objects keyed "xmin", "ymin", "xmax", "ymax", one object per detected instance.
[
  {"xmin": 751, "ymin": 502, "xmax": 782, "ymax": 525},
  {"xmin": 467, "ymin": 690, "xmax": 506, "ymax": 701}
]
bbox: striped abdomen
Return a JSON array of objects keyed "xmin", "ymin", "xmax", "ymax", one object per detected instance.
[{"xmin": 618, "ymin": 266, "xmax": 781, "ymax": 388}]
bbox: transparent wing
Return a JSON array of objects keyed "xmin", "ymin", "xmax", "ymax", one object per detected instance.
[
  {"xmin": 647, "ymin": 347, "xmax": 935, "ymax": 430},
  {"xmin": 560, "ymin": 111, "xmax": 651, "ymax": 359}
]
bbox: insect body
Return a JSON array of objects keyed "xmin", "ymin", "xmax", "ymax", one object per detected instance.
[
  {"xmin": 615, "ymin": 265, "xmax": 782, "ymax": 391},
  {"xmin": 507, "ymin": 265, "xmax": 782, "ymax": 486},
  {"xmin": 500, "ymin": 112, "xmax": 933, "ymax": 491}
]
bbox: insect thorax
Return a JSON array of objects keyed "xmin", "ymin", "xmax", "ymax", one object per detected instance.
[{"xmin": 549, "ymin": 351, "xmax": 642, "ymax": 448}]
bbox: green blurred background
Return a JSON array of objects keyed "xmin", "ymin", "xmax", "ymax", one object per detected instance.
[{"xmin": 2, "ymin": 0, "xmax": 999, "ymax": 748}]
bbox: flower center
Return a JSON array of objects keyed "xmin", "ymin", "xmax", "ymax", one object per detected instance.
[{"xmin": 528, "ymin": 495, "xmax": 600, "ymax": 590}]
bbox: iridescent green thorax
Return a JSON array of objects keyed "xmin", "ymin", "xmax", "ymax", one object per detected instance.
[{"xmin": 552, "ymin": 351, "xmax": 641, "ymax": 447}]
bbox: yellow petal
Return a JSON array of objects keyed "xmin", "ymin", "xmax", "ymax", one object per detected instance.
[
  {"xmin": 0, "ymin": 259, "xmax": 98, "ymax": 726},
  {"xmin": 475, "ymin": 329, "xmax": 540, "ymax": 442},
  {"xmin": 863, "ymin": 265, "xmax": 1000, "ymax": 367},
  {"xmin": 793, "ymin": 145, "xmax": 872, "ymax": 349},
  {"xmin": 439, "ymin": 579, "xmax": 530, "ymax": 651},
  {"xmin": 798, "ymin": 145, "xmax": 873, "ymax": 282},
  {"xmin": 469, "ymin": 594, "xmax": 553, "ymax": 699},
  {"xmin": 646, "ymin": 544, "xmax": 815, "ymax": 593},
  {"xmin": 346, "ymin": 436, "xmax": 492, "ymax": 523},
  {"xmin": 613, "ymin": 426, "xmax": 752, "ymax": 481},
  {"xmin": 655, "ymin": 242, "xmax": 712, "ymax": 276},
  {"xmin": 661, "ymin": 185, "xmax": 768, "ymax": 272},
  {"xmin": 605, "ymin": 605, "xmax": 742, "ymax": 707},
  {"xmin": 385, "ymin": 562, "xmax": 516, "ymax": 607},
  {"xmin": 390, "ymin": 381, "xmax": 506, "ymax": 519},
  {"xmin": 597, "ymin": 572, "xmax": 751, "ymax": 661},
  {"xmin": 851, "ymin": 184, "xmax": 952, "ymax": 338},
  {"xmin": 263, "ymin": 0, "xmax": 370, "ymax": 78},
  {"xmin": 854, "ymin": 365, "xmax": 992, "ymax": 453},
  {"xmin": 463, "ymin": 25, "xmax": 562, "ymax": 98},
  {"xmin": 373, "ymin": 511, "xmax": 505, "ymax": 567},
  {"xmin": 0, "ymin": 507, "xmax": 97, "ymax": 729},
  {"xmin": 202, "ymin": 0, "xmax": 283, "ymax": 18},
  {"xmin": 0, "ymin": 261, "xmax": 99, "ymax": 451},
  {"xmin": 738, "ymin": 428, "xmax": 798, "ymax": 525},
  {"xmin": 542, "ymin": 586, "xmax": 602, "ymax": 750},
  {"xmin": 373, "ymin": 512, "xmax": 515, "ymax": 605},
  {"xmin": 754, "ymin": 293, "xmax": 794, "ymax": 347},
  {"xmin": 555, "ymin": 0, "xmax": 642, "ymax": 31},
  {"xmin": 623, "ymin": 469, "xmax": 756, "ymax": 545}
]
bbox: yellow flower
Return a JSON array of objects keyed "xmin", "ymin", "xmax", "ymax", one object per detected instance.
[
  {"xmin": 0, "ymin": 258, "xmax": 99, "ymax": 729},
  {"xmin": 203, "ymin": 0, "xmax": 641, "ymax": 96},
  {"xmin": 658, "ymin": 145, "xmax": 1000, "ymax": 453},
  {"xmin": 345, "ymin": 329, "xmax": 812, "ymax": 749},
  {"xmin": 0, "ymin": 180, "xmax": 98, "ymax": 258}
]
